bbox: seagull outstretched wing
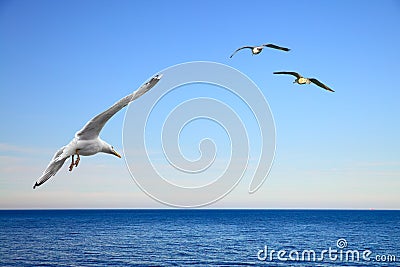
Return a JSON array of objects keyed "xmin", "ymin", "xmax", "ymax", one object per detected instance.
[
  {"xmin": 33, "ymin": 146, "xmax": 69, "ymax": 189},
  {"xmin": 309, "ymin": 78, "xmax": 334, "ymax": 92},
  {"xmin": 263, "ymin": 44, "xmax": 290, "ymax": 52},
  {"xmin": 229, "ymin": 46, "xmax": 253, "ymax": 58},
  {"xmin": 273, "ymin": 71, "xmax": 302, "ymax": 79},
  {"xmin": 76, "ymin": 74, "xmax": 162, "ymax": 140}
]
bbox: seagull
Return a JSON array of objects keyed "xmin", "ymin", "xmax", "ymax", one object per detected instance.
[
  {"xmin": 230, "ymin": 43, "xmax": 290, "ymax": 58},
  {"xmin": 273, "ymin": 71, "xmax": 334, "ymax": 92},
  {"xmin": 33, "ymin": 74, "xmax": 163, "ymax": 189}
]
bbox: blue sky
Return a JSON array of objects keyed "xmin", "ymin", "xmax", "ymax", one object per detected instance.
[{"xmin": 1, "ymin": 0, "xmax": 399, "ymax": 209}]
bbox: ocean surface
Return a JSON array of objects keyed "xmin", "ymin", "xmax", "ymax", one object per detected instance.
[{"xmin": 0, "ymin": 210, "xmax": 399, "ymax": 266}]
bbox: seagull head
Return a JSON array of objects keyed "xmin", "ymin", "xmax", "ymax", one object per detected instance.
[{"xmin": 102, "ymin": 143, "xmax": 121, "ymax": 158}]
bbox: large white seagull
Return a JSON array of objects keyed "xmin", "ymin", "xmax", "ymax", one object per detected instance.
[{"xmin": 33, "ymin": 74, "xmax": 162, "ymax": 189}]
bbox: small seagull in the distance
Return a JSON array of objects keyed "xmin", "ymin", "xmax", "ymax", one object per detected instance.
[
  {"xmin": 33, "ymin": 74, "xmax": 163, "ymax": 189},
  {"xmin": 273, "ymin": 71, "xmax": 334, "ymax": 92},
  {"xmin": 230, "ymin": 43, "xmax": 290, "ymax": 58}
]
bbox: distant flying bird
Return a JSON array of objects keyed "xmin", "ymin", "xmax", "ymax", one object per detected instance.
[
  {"xmin": 33, "ymin": 74, "xmax": 163, "ymax": 189},
  {"xmin": 230, "ymin": 43, "xmax": 290, "ymax": 58},
  {"xmin": 273, "ymin": 71, "xmax": 334, "ymax": 92}
]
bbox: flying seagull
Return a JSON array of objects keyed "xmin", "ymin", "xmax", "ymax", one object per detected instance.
[
  {"xmin": 33, "ymin": 74, "xmax": 163, "ymax": 189},
  {"xmin": 273, "ymin": 71, "xmax": 334, "ymax": 92},
  {"xmin": 230, "ymin": 43, "xmax": 290, "ymax": 58}
]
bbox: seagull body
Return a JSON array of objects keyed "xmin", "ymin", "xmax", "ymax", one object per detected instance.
[
  {"xmin": 33, "ymin": 74, "xmax": 163, "ymax": 189},
  {"xmin": 230, "ymin": 43, "xmax": 290, "ymax": 58},
  {"xmin": 273, "ymin": 71, "xmax": 334, "ymax": 92}
]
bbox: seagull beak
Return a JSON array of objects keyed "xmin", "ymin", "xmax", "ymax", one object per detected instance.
[{"xmin": 112, "ymin": 149, "xmax": 122, "ymax": 158}]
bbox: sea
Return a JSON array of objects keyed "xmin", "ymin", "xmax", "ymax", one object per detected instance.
[{"xmin": 0, "ymin": 209, "xmax": 399, "ymax": 266}]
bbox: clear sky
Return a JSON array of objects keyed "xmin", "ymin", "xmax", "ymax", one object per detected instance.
[{"xmin": 1, "ymin": 0, "xmax": 399, "ymax": 209}]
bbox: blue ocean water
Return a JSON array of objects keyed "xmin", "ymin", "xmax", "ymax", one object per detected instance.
[{"xmin": 0, "ymin": 210, "xmax": 399, "ymax": 266}]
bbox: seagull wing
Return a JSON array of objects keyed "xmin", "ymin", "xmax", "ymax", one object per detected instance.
[
  {"xmin": 33, "ymin": 146, "xmax": 69, "ymax": 189},
  {"xmin": 273, "ymin": 71, "xmax": 301, "ymax": 78},
  {"xmin": 229, "ymin": 46, "xmax": 254, "ymax": 58},
  {"xmin": 75, "ymin": 74, "xmax": 162, "ymax": 140},
  {"xmin": 263, "ymin": 44, "xmax": 290, "ymax": 52},
  {"xmin": 309, "ymin": 78, "xmax": 334, "ymax": 92}
]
